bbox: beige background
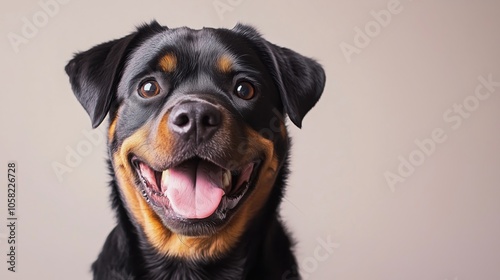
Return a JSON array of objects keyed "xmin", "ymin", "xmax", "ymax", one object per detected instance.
[{"xmin": 1, "ymin": 0, "xmax": 500, "ymax": 279}]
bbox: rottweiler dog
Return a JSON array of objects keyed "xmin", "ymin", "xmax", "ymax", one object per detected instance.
[{"xmin": 65, "ymin": 21, "xmax": 325, "ymax": 280}]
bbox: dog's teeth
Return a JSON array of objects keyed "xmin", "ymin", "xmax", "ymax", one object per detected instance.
[
  {"xmin": 223, "ymin": 170, "xmax": 231, "ymax": 188},
  {"xmin": 162, "ymin": 169, "xmax": 170, "ymax": 195},
  {"xmin": 161, "ymin": 170, "xmax": 169, "ymax": 184}
]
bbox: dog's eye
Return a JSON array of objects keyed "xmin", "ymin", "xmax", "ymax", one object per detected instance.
[
  {"xmin": 234, "ymin": 81, "xmax": 255, "ymax": 100},
  {"xmin": 139, "ymin": 80, "xmax": 161, "ymax": 98}
]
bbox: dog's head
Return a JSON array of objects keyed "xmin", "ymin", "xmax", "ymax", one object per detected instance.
[{"xmin": 65, "ymin": 21, "xmax": 325, "ymax": 259}]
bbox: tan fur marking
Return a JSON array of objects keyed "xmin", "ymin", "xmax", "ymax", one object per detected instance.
[
  {"xmin": 159, "ymin": 53, "xmax": 177, "ymax": 72},
  {"xmin": 238, "ymin": 127, "xmax": 279, "ymax": 219},
  {"xmin": 108, "ymin": 117, "xmax": 118, "ymax": 142},
  {"xmin": 217, "ymin": 55, "xmax": 233, "ymax": 73}
]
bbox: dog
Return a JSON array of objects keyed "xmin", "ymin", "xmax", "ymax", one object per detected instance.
[{"xmin": 65, "ymin": 21, "xmax": 325, "ymax": 280}]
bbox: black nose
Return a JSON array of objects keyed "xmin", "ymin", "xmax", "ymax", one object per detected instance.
[{"xmin": 169, "ymin": 102, "xmax": 222, "ymax": 143}]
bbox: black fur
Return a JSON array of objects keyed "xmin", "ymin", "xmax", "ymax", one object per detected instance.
[{"xmin": 65, "ymin": 21, "xmax": 325, "ymax": 280}]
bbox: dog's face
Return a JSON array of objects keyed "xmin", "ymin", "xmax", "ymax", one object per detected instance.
[{"xmin": 66, "ymin": 21, "xmax": 325, "ymax": 259}]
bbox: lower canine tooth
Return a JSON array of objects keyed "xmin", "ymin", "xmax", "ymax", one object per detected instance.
[
  {"xmin": 162, "ymin": 169, "xmax": 170, "ymax": 196},
  {"xmin": 223, "ymin": 170, "xmax": 231, "ymax": 188},
  {"xmin": 161, "ymin": 169, "xmax": 169, "ymax": 184}
]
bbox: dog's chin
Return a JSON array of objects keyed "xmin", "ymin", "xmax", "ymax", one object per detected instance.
[{"xmin": 130, "ymin": 156, "xmax": 261, "ymax": 236}]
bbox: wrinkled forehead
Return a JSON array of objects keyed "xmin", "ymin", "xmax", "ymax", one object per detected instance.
[
  {"xmin": 128, "ymin": 28, "xmax": 226, "ymax": 71},
  {"xmin": 119, "ymin": 27, "xmax": 261, "ymax": 91}
]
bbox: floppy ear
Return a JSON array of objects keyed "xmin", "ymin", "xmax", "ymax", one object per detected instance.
[
  {"xmin": 233, "ymin": 24, "xmax": 326, "ymax": 128},
  {"xmin": 270, "ymin": 46, "xmax": 326, "ymax": 128},
  {"xmin": 65, "ymin": 21, "xmax": 165, "ymax": 128}
]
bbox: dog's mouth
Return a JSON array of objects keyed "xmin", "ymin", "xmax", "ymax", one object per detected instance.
[{"xmin": 131, "ymin": 156, "xmax": 261, "ymax": 233}]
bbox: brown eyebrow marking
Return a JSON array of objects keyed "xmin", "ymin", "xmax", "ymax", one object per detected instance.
[
  {"xmin": 159, "ymin": 53, "xmax": 177, "ymax": 72},
  {"xmin": 217, "ymin": 55, "xmax": 233, "ymax": 73}
]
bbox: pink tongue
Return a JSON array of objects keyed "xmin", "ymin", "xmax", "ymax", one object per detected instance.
[{"xmin": 164, "ymin": 160, "xmax": 224, "ymax": 219}]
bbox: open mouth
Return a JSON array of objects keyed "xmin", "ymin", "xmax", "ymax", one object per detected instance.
[{"xmin": 131, "ymin": 156, "xmax": 261, "ymax": 224}]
